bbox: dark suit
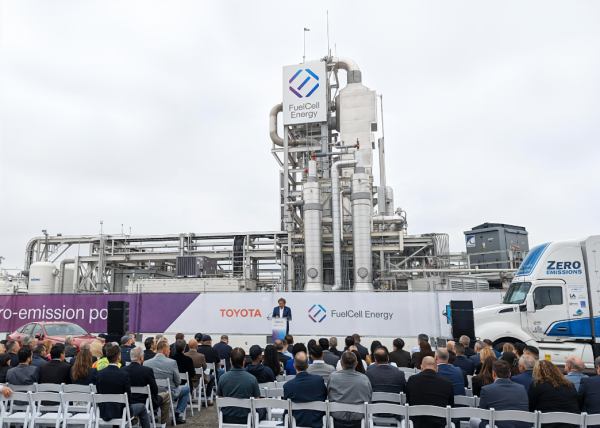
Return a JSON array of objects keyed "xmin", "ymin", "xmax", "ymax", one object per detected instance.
[
  {"xmin": 322, "ymin": 350, "xmax": 340, "ymax": 368},
  {"xmin": 511, "ymin": 370, "xmax": 534, "ymax": 392},
  {"xmin": 578, "ymin": 375, "xmax": 600, "ymax": 428},
  {"xmin": 283, "ymin": 371, "xmax": 327, "ymax": 428},
  {"xmin": 365, "ymin": 364, "xmax": 406, "ymax": 393},
  {"xmin": 9, "ymin": 353, "xmax": 19, "ymax": 367},
  {"xmin": 469, "ymin": 353, "xmax": 481, "ymax": 367},
  {"xmin": 329, "ymin": 347, "xmax": 342, "ymax": 357},
  {"xmin": 95, "ymin": 365, "xmax": 132, "ymax": 421},
  {"xmin": 478, "ymin": 378, "xmax": 529, "ymax": 428},
  {"xmin": 122, "ymin": 362, "xmax": 161, "ymax": 409},
  {"xmin": 354, "ymin": 343, "xmax": 368, "ymax": 360},
  {"xmin": 464, "ymin": 347, "xmax": 475, "ymax": 357},
  {"xmin": 389, "ymin": 350, "xmax": 411, "ymax": 367},
  {"xmin": 406, "ymin": 369, "xmax": 454, "ymax": 428},
  {"xmin": 454, "ymin": 355, "xmax": 475, "ymax": 376},
  {"xmin": 39, "ymin": 359, "xmax": 72, "ymax": 384},
  {"xmin": 273, "ymin": 306, "xmax": 292, "ymax": 333},
  {"xmin": 437, "ymin": 363, "xmax": 465, "ymax": 396},
  {"xmin": 278, "ymin": 352, "xmax": 291, "ymax": 367},
  {"xmin": 144, "ymin": 350, "xmax": 156, "ymax": 361},
  {"xmin": 170, "ymin": 353, "xmax": 195, "ymax": 386}
]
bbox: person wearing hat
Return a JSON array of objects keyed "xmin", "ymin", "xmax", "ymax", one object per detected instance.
[
  {"xmin": 90, "ymin": 334, "xmax": 106, "ymax": 359},
  {"xmin": 197, "ymin": 335, "xmax": 224, "ymax": 380},
  {"xmin": 120, "ymin": 335, "xmax": 134, "ymax": 364},
  {"xmin": 246, "ymin": 345, "xmax": 275, "ymax": 384}
]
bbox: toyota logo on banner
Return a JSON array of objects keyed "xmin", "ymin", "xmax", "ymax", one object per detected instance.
[{"xmin": 308, "ymin": 304, "xmax": 326, "ymax": 323}]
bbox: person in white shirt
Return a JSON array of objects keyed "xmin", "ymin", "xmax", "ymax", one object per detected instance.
[{"xmin": 411, "ymin": 334, "xmax": 429, "ymax": 355}]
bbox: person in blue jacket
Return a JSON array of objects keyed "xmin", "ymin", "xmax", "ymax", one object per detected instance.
[
  {"xmin": 511, "ymin": 354, "xmax": 535, "ymax": 391},
  {"xmin": 273, "ymin": 297, "xmax": 292, "ymax": 334}
]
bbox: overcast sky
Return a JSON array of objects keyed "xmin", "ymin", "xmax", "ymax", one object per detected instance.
[{"xmin": 1, "ymin": 1, "xmax": 599, "ymax": 269}]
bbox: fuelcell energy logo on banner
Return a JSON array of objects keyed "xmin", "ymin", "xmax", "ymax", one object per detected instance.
[
  {"xmin": 289, "ymin": 69, "xmax": 320, "ymax": 98},
  {"xmin": 308, "ymin": 304, "xmax": 326, "ymax": 323}
]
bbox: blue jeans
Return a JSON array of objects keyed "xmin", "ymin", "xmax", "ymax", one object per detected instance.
[
  {"xmin": 175, "ymin": 385, "xmax": 190, "ymax": 413},
  {"xmin": 216, "ymin": 368, "xmax": 225, "ymax": 381},
  {"xmin": 206, "ymin": 374, "xmax": 216, "ymax": 400},
  {"xmin": 130, "ymin": 403, "xmax": 150, "ymax": 428}
]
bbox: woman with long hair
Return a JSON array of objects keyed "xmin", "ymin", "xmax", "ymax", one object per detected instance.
[
  {"xmin": 416, "ymin": 342, "xmax": 435, "ymax": 369},
  {"xmin": 472, "ymin": 356, "xmax": 498, "ymax": 396},
  {"xmin": 70, "ymin": 348, "xmax": 97, "ymax": 385},
  {"xmin": 351, "ymin": 350, "xmax": 365, "ymax": 374},
  {"xmin": 286, "ymin": 343, "xmax": 308, "ymax": 375},
  {"xmin": 475, "ymin": 348, "xmax": 496, "ymax": 375},
  {"xmin": 502, "ymin": 343, "xmax": 515, "ymax": 355},
  {"xmin": 0, "ymin": 354, "xmax": 11, "ymax": 382},
  {"xmin": 501, "ymin": 351, "xmax": 520, "ymax": 377},
  {"xmin": 262, "ymin": 345, "xmax": 282, "ymax": 377},
  {"xmin": 529, "ymin": 360, "xmax": 578, "ymax": 426},
  {"xmin": 366, "ymin": 341, "xmax": 382, "ymax": 366},
  {"xmin": 43, "ymin": 340, "xmax": 53, "ymax": 358}
]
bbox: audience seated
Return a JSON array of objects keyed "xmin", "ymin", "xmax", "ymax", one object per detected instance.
[
  {"xmin": 454, "ymin": 342, "xmax": 475, "ymax": 376},
  {"xmin": 275, "ymin": 340, "xmax": 291, "ymax": 367},
  {"xmin": 170, "ymin": 333, "xmax": 185, "ymax": 356},
  {"xmin": 500, "ymin": 351, "xmax": 520, "ymax": 378},
  {"xmin": 406, "ymin": 356, "xmax": 454, "ymax": 428},
  {"xmin": 411, "ymin": 334, "xmax": 428, "ymax": 355},
  {"xmin": 389, "ymin": 338, "xmax": 411, "ymax": 367},
  {"xmin": 39, "ymin": 345, "xmax": 72, "ymax": 385},
  {"xmin": 262, "ymin": 344, "xmax": 283, "ymax": 378},
  {"xmin": 69, "ymin": 342, "xmax": 97, "ymax": 366},
  {"xmin": 283, "ymin": 351, "xmax": 327, "ymax": 427},
  {"xmin": 144, "ymin": 337, "xmax": 156, "ymax": 361},
  {"xmin": 328, "ymin": 351, "xmax": 372, "ymax": 428},
  {"xmin": 197, "ymin": 335, "xmax": 224, "ymax": 380},
  {"xmin": 528, "ymin": 360, "xmax": 578, "ymax": 425},
  {"xmin": 6, "ymin": 340, "xmax": 20, "ymax": 367},
  {"xmin": 65, "ymin": 336, "xmax": 78, "ymax": 358},
  {"xmin": 95, "ymin": 344, "xmax": 150, "ymax": 428},
  {"xmin": 472, "ymin": 355, "xmax": 497, "ymax": 397},
  {"xmin": 365, "ymin": 346, "xmax": 405, "ymax": 393},
  {"xmin": 185, "ymin": 338, "xmax": 215, "ymax": 402},
  {"xmin": 318, "ymin": 338, "xmax": 340, "ymax": 368},
  {"xmin": 0, "ymin": 354, "xmax": 12, "ymax": 382},
  {"xmin": 351, "ymin": 334, "xmax": 368, "ymax": 360},
  {"xmin": 30, "ymin": 344, "xmax": 48, "ymax": 369},
  {"xmin": 446, "ymin": 341, "xmax": 457, "ymax": 364},
  {"xmin": 70, "ymin": 348, "xmax": 96, "ymax": 385},
  {"xmin": 483, "ymin": 339, "xmax": 502, "ymax": 358},
  {"xmin": 6, "ymin": 347, "xmax": 39, "ymax": 385},
  {"xmin": 284, "ymin": 334, "xmax": 295, "ymax": 353},
  {"xmin": 469, "ymin": 341, "xmax": 486, "ymax": 368},
  {"xmin": 90, "ymin": 334, "xmax": 106, "ymax": 359},
  {"xmin": 307, "ymin": 345, "xmax": 335, "ymax": 381},
  {"xmin": 286, "ymin": 343, "xmax": 308, "ymax": 375},
  {"xmin": 170, "ymin": 339, "xmax": 196, "ymax": 389},
  {"xmin": 143, "ymin": 340, "xmax": 189, "ymax": 424},
  {"xmin": 512, "ymin": 354, "xmax": 535, "ymax": 391},
  {"xmin": 469, "ymin": 360, "xmax": 529, "ymax": 428},
  {"xmin": 246, "ymin": 345, "xmax": 275, "ymax": 383},
  {"xmin": 329, "ymin": 337, "xmax": 342, "ymax": 357},
  {"xmin": 514, "ymin": 342, "xmax": 525, "ymax": 358},
  {"xmin": 410, "ymin": 341, "xmax": 434, "ymax": 369},
  {"xmin": 578, "ymin": 356, "xmax": 600, "ymax": 421},
  {"xmin": 213, "ymin": 335, "xmax": 232, "ymax": 371},
  {"xmin": 365, "ymin": 340, "xmax": 382, "ymax": 366},
  {"xmin": 502, "ymin": 342, "xmax": 516, "ymax": 355},
  {"xmin": 435, "ymin": 347, "xmax": 465, "ymax": 396},
  {"xmin": 460, "ymin": 335, "xmax": 475, "ymax": 357},
  {"xmin": 93, "ymin": 343, "xmax": 120, "ymax": 371},
  {"xmin": 217, "ymin": 347, "xmax": 266, "ymax": 424},
  {"xmin": 564, "ymin": 356, "xmax": 588, "ymax": 391},
  {"xmin": 120, "ymin": 335, "xmax": 134, "ymax": 364},
  {"xmin": 523, "ymin": 345, "xmax": 540, "ymax": 363},
  {"xmin": 123, "ymin": 346, "xmax": 171, "ymax": 427},
  {"xmin": 336, "ymin": 349, "xmax": 368, "ymax": 372}
]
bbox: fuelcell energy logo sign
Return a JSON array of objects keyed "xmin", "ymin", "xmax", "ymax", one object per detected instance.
[
  {"xmin": 308, "ymin": 304, "xmax": 326, "ymax": 323},
  {"xmin": 288, "ymin": 69, "xmax": 320, "ymax": 98}
]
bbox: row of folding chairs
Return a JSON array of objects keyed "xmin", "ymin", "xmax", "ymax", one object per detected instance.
[
  {"xmin": 217, "ymin": 396, "xmax": 600, "ymax": 428},
  {"xmin": 275, "ymin": 375, "xmax": 295, "ymax": 382}
]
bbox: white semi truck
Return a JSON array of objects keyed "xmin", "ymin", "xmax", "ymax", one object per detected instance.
[{"xmin": 474, "ymin": 236, "xmax": 600, "ymax": 365}]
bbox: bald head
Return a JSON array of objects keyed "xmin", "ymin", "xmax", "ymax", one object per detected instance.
[
  {"xmin": 188, "ymin": 339, "xmax": 198, "ymax": 350},
  {"xmin": 566, "ymin": 356, "xmax": 585, "ymax": 373},
  {"xmin": 421, "ymin": 356, "xmax": 437, "ymax": 371}
]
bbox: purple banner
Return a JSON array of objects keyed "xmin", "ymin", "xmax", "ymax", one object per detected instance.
[{"xmin": 0, "ymin": 294, "xmax": 199, "ymax": 334}]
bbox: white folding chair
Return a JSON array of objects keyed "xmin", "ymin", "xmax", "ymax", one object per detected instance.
[
  {"xmin": 284, "ymin": 375, "xmax": 295, "ymax": 381},
  {"xmin": 262, "ymin": 389, "xmax": 284, "ymax": 421},
  {"xmin": 34, "ymin": 384, "xmax": 65, "ymax": 413},
  {"xmin": 253, "ymin": 398, "xmax": 289, "ymax": 427},
  {"xmin": 194, "ymin": 368, "xmax": 210, "ymax": 409},
  {"xmin": 585, "ymin": 412, "xmax": 599, "ymax": 428},
  {"xmin": 7, "ymin": 384, "xmax": 36, "ymax": 413},
  {"xmin": 490, "ymin": 409, "xmax": 538, "ymax": 428},
  {"xmin": 399, "ymin": 368, "xmax": 415, "ymax": 374},
  {"xmin": 329, "ymin": 402, "xmax": 368, "ymax": 428},
  {"xmin": 1, "ymin": 391, "xmax": 32, "ymax": 428},
  {"xmin": 403, "ymin": 404, "xmax": 451, "ymax": 428},
  {"xmin": 537, "ymin": 411, "xmax": 585, "ymax": 427},
  {"xmin": 29, "ymin": 391, "xmax": 63, "ymax": 428},
  {"xmin": 275, "ymin": 381, "xmax": 287, "ymax": 388},
  {"xmin": 178, "ymin": 373, "xmax": 194, "ymax": 416},
  {"xmin": 155, "ymin": 379, "xmax": 177, "ymax": 426},
  {"xmin": 131, "ymin": 385, "xmax": 157, "ymax": 428},
  {"xmin": 206, "ymin": 363, "xmax": 219, "ymax": 390},
  {"xmin": 450, "ymin": 407, "xmax": 491, "ymax": 428},
  {"xmin": 217, "ymin": 397, "xmax": 253, "ymax": 428},
  {"xmin": 60, "ymin": 392, "xmax": 94, "ymax": 428},
  {"xmin": 467, "ymin": 376, "xmax": 473, "ymax": 389},
  {"xmin": 258, "ymin": 383, "xmax": 277, "ymax": 391},
  {"xmin": 62, "ymin": 385, "xmax": 94, "ymax": 413},
  {"xmin": 289, "ymin": 401, "xmax": 328, "ymax": 428},
  {"xmin": 220, "ymin": 359, "xmax": 227, "ymax": 373},
  {"xmin": 454, "ymin": 396, "xmax": 477, "ymax": 408},
  {"xmin": 276, "ymin": 376, "xmax": 285, "ymax": 382},
  {"xmin": 465, "ymin": 389, "xmax": 473, "ymax": 398},
  {"xmin": 371, "ymin": 393, "xmax": 403, "ymax": 426},
  {"xmin": 368, "ymin": 403, "xmax": 407, "ymax": 428},
  {"xmin": 92, "ymin": 393, "xmax": 132, "ymax": 428}
]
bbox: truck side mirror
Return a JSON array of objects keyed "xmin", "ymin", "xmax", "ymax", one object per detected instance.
[{"xmin": 526, "ymin": 294, "xmax": 535, "ymax": 313}]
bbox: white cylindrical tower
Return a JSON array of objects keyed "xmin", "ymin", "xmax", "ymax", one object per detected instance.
[
  {"xmin": 303, "ymin": 160, "xmax": 323, "ymax": 291},
  {"xmin": 351, "ymin": 152, "xmax": 373, "ymax": 291},
  {"xmin": 29, "ymin": 261, "xmax": 58, "ymax": 293}
]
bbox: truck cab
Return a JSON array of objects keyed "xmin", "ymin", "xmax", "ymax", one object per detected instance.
[{"xmin": 474, "ymin": 236, "xmax": 600, "ymax": 365}]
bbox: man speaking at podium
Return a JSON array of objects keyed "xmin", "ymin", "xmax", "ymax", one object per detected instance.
[{"xmin": 273, "ymin": 297, "xmax": 292, "ymax": 334}]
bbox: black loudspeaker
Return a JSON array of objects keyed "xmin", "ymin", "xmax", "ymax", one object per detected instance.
[
  {"xmin": 107, "ymin": 301, "xmax": 129, "ymax": 335},
  {"xmin": 450, "ymin": 300, "xmax": 475, "ymax": 341}
]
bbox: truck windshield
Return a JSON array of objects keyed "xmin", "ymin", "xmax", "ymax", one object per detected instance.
[{"xmin": 503, "ymin": 282, "xmax": 532, "ymax": 304}]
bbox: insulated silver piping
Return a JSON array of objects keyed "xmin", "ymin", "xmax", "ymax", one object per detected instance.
[
  {"xmin": 269, "ymin": 103, "xmax": 320, "ymax": 147},
  {"xmin": 351, "ymin": 151, "xmax": 373, "ymax": 291},
  {"xmin": 331, "ymin": 158, "xmax": 358, "ymax": 290},
  {"xmin": 303, "ymin": 160, "xmax": 323, "ymax": 291},
  {"xmin": 332, "ymin": 56, "xmax": 361, "ymax": 84}
]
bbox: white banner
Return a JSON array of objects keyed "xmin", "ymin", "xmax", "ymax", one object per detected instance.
[
  {"xmin": 167, "ymin": 291, "xmax": 504, "ymax": 338},
  {"xmin": 282, "ymin": 60, "xmax": 327, "ymax": 125}
]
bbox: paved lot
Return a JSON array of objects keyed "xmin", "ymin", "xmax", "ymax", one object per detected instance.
[{"xmin": 181, "ymin": 402, "xmax": 218, "ymax": 428}]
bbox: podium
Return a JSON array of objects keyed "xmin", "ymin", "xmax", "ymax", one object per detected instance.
[{"xmin": 272, "ymin": 317, "xmax": 288, "ymax": 342}]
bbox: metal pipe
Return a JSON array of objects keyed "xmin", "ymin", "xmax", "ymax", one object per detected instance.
[
  {"xmin": 303, "ymin": 160, "xmax": 323, "ymax": 291},
  {"xmin": 331, "ymin": 158, "xmax": 358, "ymax": 290},
  {"xmin": 351, "ymin": 152, "xmax": 373, "ymax": 291},
  {"xmin": 332, "ymin": 56, "xmax": 361, "ymax": 84},
  {"xmin": 389, "ymin": 269, "xmax": 518, "ymax": 273},
  {"xmin": 59, "ymin": 259, "xmax": 74, "ymax": 293},
  {"xmin": 269, "ymin": 103, "xmax": 320, "ymax": 147}
]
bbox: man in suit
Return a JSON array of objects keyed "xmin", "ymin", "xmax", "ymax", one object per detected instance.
[
  {"xmin": 143, "ymin": 337, "xmax": 156, "ymax": 361},
  {"xmin": 6, "ymin": 347, "xmax": 39, "ymax": 385},
  {"xmin": 213, "ymin": 335, "xmax": 232, "ymax": 371},
  {"xmin": 170, "ymin": 333, "xmax": 189, "ymax": 357},
  {"xmin": 329, "ymin": 337, "xmax": 342, "ymax": 357},
  {"xmin": 352, "ymin": 335, "xmax": 368, "ymax": 360},
  {"xmin": 578, "ymin": 355, "xmax": 600, "ymax": 422},
  {"xmin": 95, "ymin": 344, "xmax": 150, "ymax": 428},
  {"xmin": 469, "ymin": 360, "xmax": 529, "ymax": 428},
  {"xmin": 564, "ymin": 356, "xmax": 588, "ymax": 391},
  {"xmin": 511, "ymin": 355, "xmax": 535, "ymax": 392},
  {"xmin": 284, "ymin": 335, "xmax": 294, "ymax": 353},
  {"xmin": 184, "ymin": 339, "xmax": 214, "ymax": 399},
  {"xmin": 460, "ymin": 335, "xmax": 475, "ymax": 358},
  {"xmin": 122, "ymin": 346, "xmax": 171, "ymax": 427},
  {"xmin": 39, "ymin": 345, "xmax": 72, "ymax": 385},
  {"xmin": 453, "ymin": 343, "xmax": 475, "ymax": 376},
  {"xmin": 65, "ymin": 336, "xmax": 78, "ymax": 358},
  {"xmin": 143, "ymin": 340, "xmax": 189, "ymax": 423},
  {"xmin": 318, "ymin": 338, "xmax": 340, "ymax": 368},
  {"xmin": 469, "ymin": 341, "xmax": 485, "ymax": 366},
  {"xmin": 284, "ymin": 351, "xmax": 327, "ymax": 428},
  {"xmin": 170, "ymin": 340, "xmax": 196, "ymax": 392},
  {"xmin": 273, "ymin": 297, "xmax": 292, "ymax": 334},
  {"xmin": 483, "ymin": 339, "xmax": 502, "ymax": 358},
  {"xmin": 275, "ymin": 340, "xmax": 291, "ymax": 367},
  {"xmin": 307, "ymin": 345, "xmax": 335, "ymax": 382},
  {"xmin": 246, "ymin": 345, "xmax": 275, "ymax": 383},
  {"xmin": 365, "ymin": 346, "xmax": 406, "ymax": 393},
  {"xmin": 389, "ymin": 338, "xmax": 411, "ymax": 368},
  {"xmin": 435, "ymin": 348, "xmax": 465, "ymax": 396},
  {"xmin": 30, "ymin": 344, "xmax": 48, "ymax": 370},
  {"xmin": 6, "ymin": 341, "xmax": 20, "ymax": 367},
  {"xmin": 406, "ymin": 356, "xmax": 454, "ymax": 428}
]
